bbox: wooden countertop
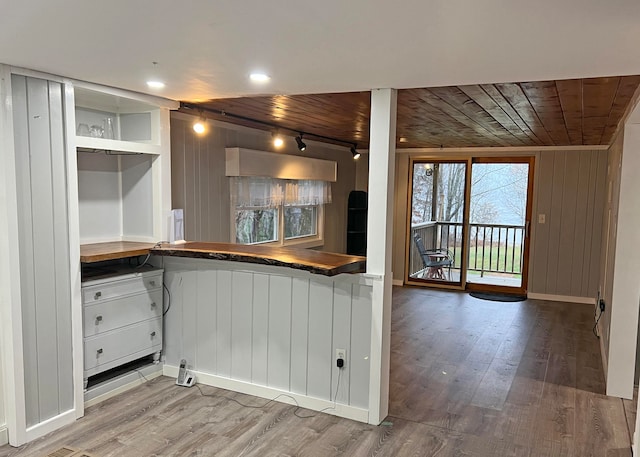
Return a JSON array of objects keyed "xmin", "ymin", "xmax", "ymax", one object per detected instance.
[
  {"xmin": 150, "ymin": 242, "xmax": 366, "ymax": 276},
  {"xmin": 80, "ymin": 241, "xmax": 157, "ymax": 263}
]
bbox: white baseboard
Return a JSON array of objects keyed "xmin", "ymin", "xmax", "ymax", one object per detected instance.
[
  {"xmin": 25, "ymin": 409, "xmax": 76, "ymax": 443},
  {"xmin": 163, "ymin": 364, "xmax": 369, "ymax": 423},
  {"xmin": 84, "ymin": 364, "xmax": 163, "ymax": 408},
  {"xmin": 392, "ymin": 279, "xmax": 403, "ymax": 286},
  {"xmin": 0, "ymin": 426, "xmax": 7, "ymax": 446},
  {"xmin": 527, "ymin": 293, "xmax": 595, "ymax": 305}
]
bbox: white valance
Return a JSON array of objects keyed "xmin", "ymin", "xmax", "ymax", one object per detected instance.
[{"xmin": 231, "ymin": 177, "xmax": 332, "ymax": 208}]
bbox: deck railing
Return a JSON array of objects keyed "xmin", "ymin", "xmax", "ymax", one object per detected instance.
[{"xmin": 409, "ymin": 222, "xmax": 525, "ymax": 279}]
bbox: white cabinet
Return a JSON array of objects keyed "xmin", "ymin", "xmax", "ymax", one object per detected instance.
[
  {"xmin": 73, "ymin": 84, "xmax": 177, "ymax": 244},
  {"xmin": 81, "ymin": 268, "xmax": 163, "ymax": 384}
]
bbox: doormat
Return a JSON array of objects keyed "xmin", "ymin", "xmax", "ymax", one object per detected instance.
[{"xmin": 469, "ymin": 292, "xmax": 527, "ymax": 302}]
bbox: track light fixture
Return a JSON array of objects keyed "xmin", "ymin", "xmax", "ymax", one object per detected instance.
[
  {"xmin": 350, "ymin": 145, "xmax": 361, "ymax": 160},
  {"xmin": 193, "ymin": 112, "xmax": 206, "ymax": 134},
  {"xmin": 295, "ymin": 134, "xmax": 307, "ymax": 151},
  {"xmin": 180, "ymin": 103, "xmax": 360, "ymax": 159},
  {"xmin": 273, "ymin": 132, "xmax": 284, "ymax": 148}
]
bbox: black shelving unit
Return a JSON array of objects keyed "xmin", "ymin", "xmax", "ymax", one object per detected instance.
[{"xmin": 347, "ymin": 190, "xmax": 367, "ymax": 256}]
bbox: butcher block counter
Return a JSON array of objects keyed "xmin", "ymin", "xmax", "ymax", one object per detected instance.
[{"xmin": 150, "ymin": 241, "xmax": 366, "ymax": 276}]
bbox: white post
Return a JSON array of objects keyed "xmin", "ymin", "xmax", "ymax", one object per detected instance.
[
  {"xmin": 607, "ymin": 121, "xmax": 640, "ymax": 400},
  {"xmin": 366, "ymin": 88, "xmax": 397, "ymax": 425}
]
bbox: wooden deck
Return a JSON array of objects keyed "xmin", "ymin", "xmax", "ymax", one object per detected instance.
[{"xmin": 0, "ymin": 288, "xmax": 632, "ymax": 456}]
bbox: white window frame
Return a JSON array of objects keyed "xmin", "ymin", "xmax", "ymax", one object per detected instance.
[{"xmin": 231, "ymin": 204, "xmax": 324, "ymax": 248}]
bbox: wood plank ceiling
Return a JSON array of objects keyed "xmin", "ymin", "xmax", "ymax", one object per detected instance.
[{"xmin": 184, "ymin": 76, "xmax": 640, "ymax": 149}]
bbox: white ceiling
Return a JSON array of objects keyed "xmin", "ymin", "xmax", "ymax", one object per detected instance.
[{"xmin": 1, "ymin": 0, "xmax": 639, "ymax": 102}]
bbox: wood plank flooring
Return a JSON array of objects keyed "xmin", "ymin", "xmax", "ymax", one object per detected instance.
[{"xmin": 0, "ymin": 287, "xmax": 632, "ymax": 456}]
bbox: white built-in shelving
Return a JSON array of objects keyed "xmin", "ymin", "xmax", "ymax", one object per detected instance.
[{"xmin": 73, "ymin": 84, "xmax": 177, "ymax": 244}]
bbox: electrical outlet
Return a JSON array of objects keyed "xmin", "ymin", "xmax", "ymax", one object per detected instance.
[{"xmin": 336, "ymin": 348, "xmax": 346, "ymax": 368}]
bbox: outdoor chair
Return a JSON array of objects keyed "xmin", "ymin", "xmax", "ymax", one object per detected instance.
[{"xmin": 414, "ymin": 232, "xmax": 454, "ymax": 280}]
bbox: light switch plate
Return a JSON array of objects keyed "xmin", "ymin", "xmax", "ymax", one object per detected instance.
[{"xmin": 538, "ymin": 214, "xmax": 546, "ymax": 224}]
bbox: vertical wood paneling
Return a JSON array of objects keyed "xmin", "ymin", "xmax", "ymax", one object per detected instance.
[
  {"xmin": 556, "ymin": 151, "xmax": 580, "ymax": 296},
  {"xmin": 530, "ymin": 149, "xmax": 608, "ymax": 298},
  {"xmin": 163, "ymin": 259, "xmax": 371, "ymax": 411},
  {"xmin": 216, "ymin": 270, "xmax": 232, "ymax": 376},
  {"xmin": 530, "ymin": 153, "xmax": 554, "ymax": 293},
  {"xmin": 290, "ymin": 278, "xmax": 310, "ymax": 394},
  {"xmin": 545, "ymin": 154, "xmax": 566, "ymax": 292},
  {"xmin": 183, "ymin": 122, "xmax": 196, "ymax": 241},
  {"xmin": 582, "ymin": 151, "xmax": 600, "ymax": 293},
  {"xmin": 350, "ymin": 284, "xmax": 372, "ymax": 409},
  {"xmin": 170, "ymin": 122, "xmax": 186, "ymax": 211},
  {"xmin": 267, "ymin": 276, "xmax": 292, "ymax": 390},
  {"xmin": 48, "ymin": 81, "xmax": 73, "ymax": 412},
  {"xmin": 307, "ymin": 281, "xmax": 334, "ymax": 399},
  {"xmin": 252, "ymin": 274, "xmax": 269, "ymax": 384},
  {"xmin": 12, "ymin": 75, "xmax": 74, "ymax": 426},
  {"xmin": 198, "ymin": 137, "xmax": 210, "ymax": 238},
  {"xmin": 28, "ymin": 77, "xmax": 60, "ymax": 422},
  {"xmin": 181, "ymin": 270, "xmax": 197, "ymax": 367},
  {"xmin": 570, "ymin": 153, "xmax": 591, "ymax": 296},
  {"xmin": 196, "ymin": 269, "xmax": 217, "ymax": 372},
  {"xmin": 588, "ymin": 152, "xmax": 608, "ymax": 297},
  {"xmin": 12, "ymin": 74, "xmax": 40, "ymax": 426},
  {"xmin": 231, "ymin": 271, "xmax": 253, "ymax": 382},
  {"xmin": 163, "ymin": 270, "xmax": 183, "ymax": 364},
  {"xmin": 332, "ymin": 283, "xmax": 352, "ymax": 404}
]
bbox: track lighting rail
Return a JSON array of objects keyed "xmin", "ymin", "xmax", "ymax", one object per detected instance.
[{"xmin": 180, "ymin": 102, "xmax": 358, "ymax": 156}]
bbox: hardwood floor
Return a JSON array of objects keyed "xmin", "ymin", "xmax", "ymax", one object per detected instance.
[{"xmin": 0, "ymin": 287, "xmax": 632, "ymax": 456}]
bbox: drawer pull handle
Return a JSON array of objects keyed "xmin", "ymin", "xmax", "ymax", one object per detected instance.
[
  {"xmin": 150, "ymin": 331, "xmax": 156, "ymax": 337},
  {"xmin": 97, "ymin": 348, "xmax": 103, "ymax": 355},
  {"xmin": 150, "ymin": 302, "xmax": 157, "ymax": 308},
  {"xmin": 149, "ymin": 280, "xmax": 156, "ymax": 287},
  {"xmin": 95, "ymin": 315, "xmax": 103, "ymax": 323},
  {"xmin": 94, "ymin": 291, "xmax": 102, "ymax": 300}
]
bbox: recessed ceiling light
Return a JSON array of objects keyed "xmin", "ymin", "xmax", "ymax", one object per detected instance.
[
  {"xmin": 147, "ymin": 81, "xmax": 165, "ymax": 89},
  {"xmin": 273, "ymin": 135, "xmax": 284, "ymax": 148},
  {"xmin": 250, "ymin": 73, "xmax": 271, "ymax": 83},
  {"xmin": 399, "ymin": 137, "xmax": 408, "ymax": 143}
]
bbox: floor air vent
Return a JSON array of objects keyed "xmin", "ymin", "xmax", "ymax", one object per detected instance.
[{"xmin": 46, "ymin": 448, "xmax": 78, "ymax": 457}]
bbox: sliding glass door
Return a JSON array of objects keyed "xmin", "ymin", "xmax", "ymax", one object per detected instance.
[
  {"xmin": 407, "ymin": 160, "xmax": 468, "ymax": 287},
  {"xmin": 466, "ymin": 158, "xmax": 533, "ymax": 294},
  {"xmin": 406, "ymin": 156, "xmax": 534, "ymax": 294}
]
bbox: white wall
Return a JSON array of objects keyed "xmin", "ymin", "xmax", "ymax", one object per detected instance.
[{"xmin": 606, "ymin": 119, "xmax": 640, "ymax": 399}]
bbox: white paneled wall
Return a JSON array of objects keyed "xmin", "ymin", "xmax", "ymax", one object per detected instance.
[
  {"xmin": 162, "ymin": 257, "xmax": 373, "ymax": 421},
  {"xmin": 11, "ymin": 75, "xmax": 74, "ymax": 428}
]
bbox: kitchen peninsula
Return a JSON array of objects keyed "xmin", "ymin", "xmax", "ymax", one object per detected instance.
[{"xmin": 151, "ymin": 241, "xmax": 374, "ymax": 423}]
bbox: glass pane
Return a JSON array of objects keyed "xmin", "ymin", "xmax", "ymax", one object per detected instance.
[
  {"xmin": 284, "ymin": 206, "xmax": 317, "ymax": 239},
  {"xmin": 467, "ymin": 162, "xmax": 529, "ymax": 289},
  {"xmin": 409, "ymin": 162, "xmax": 466, "ymax": 284},
  {"xmin": 235, "ymin": 209, "xmax": 278, "ymax": 244}
]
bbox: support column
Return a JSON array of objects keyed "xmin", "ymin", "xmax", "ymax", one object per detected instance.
[
  {"xmin": 366, "ymin": 88, "xmax": 397, "ymax": 425},
  {"xmin": 608, "ymin": 120, "xmax": 640, "ymax": 399}
]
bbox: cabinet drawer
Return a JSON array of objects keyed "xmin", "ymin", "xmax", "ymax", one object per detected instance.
[
  {"xmin": 83, "ymin": 290, "xmax": 162, "ymax": 337},
  {"xmin": 82, "ymin": 274, "xmax": 162, "ymax": 303},
  {"xmin": 84, "ymin": 318, "xmax": 162, "ymax": 371}
]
